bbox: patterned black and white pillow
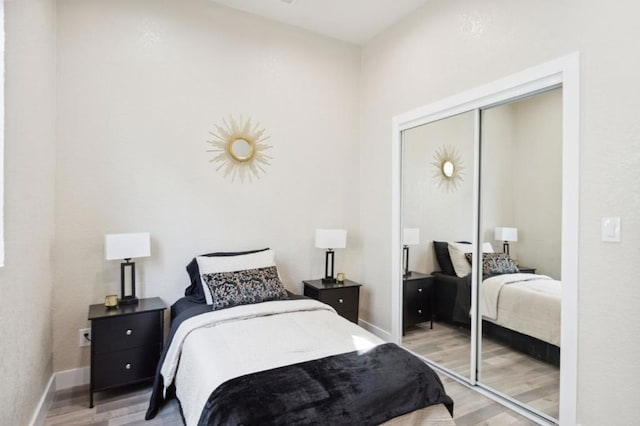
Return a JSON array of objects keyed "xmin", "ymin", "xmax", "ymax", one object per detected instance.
[
  {"xmin": 202, "ymin": 265, "xmax": 288, "ymax": 311},
  {"xmin": 465, "ymin": 252, "xmax": 520, "ymax": 275},
  {"xmin": 482, "ymin": 253, "xmax": 519, "ymax": 275}
]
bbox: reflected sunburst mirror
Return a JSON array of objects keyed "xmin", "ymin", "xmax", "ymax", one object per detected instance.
[
  {"xmin": 432, "ymin": 145, "xmax": 464, "ymax": 191},
  {"xmin": 206, "ymin": 116, "xmax": 273, "ymax": 183}
]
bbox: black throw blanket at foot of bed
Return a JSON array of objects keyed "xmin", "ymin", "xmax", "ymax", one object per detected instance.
[{"xmin": 198, "ymin": 343, "xmax": 453, "ymax": 426}]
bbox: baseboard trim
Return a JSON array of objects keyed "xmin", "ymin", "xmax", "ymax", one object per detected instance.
[
  {"xmin": 28, "ymin": 374, "xmax": 55, "ymax": 426},
  {"xmin": 29, "ymin": 367, "xmax": 90, "ymax": 426},
  {"xmin": 358, "ymin": 319, "xmax": 392, "ymax": 341},
  {"xmin": 55, "ymin": 366, "xmax": 90, "ymax": 390}
]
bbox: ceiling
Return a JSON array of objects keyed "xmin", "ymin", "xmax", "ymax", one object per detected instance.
[{"xmin": 207, "ymin": 0, "xmax": 429, "ymax": 45}]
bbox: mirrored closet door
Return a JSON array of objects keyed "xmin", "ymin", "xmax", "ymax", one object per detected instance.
[
  {"xmin": 478, "ymin": 88, "xmax": 562, "ymax": 420},
  {"xmin": 399, "ymin": 86, "xmax": 564, "ymax": 423},
  {"xmin": 401, "ymin": 111, "xmax": 476, "ymax": 380}
]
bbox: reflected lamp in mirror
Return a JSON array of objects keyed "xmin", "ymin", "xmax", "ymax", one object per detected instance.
[
  {"xmin": 402, "ymin": 228, "xmax": 420, "ymax": 276},
  {"xmin": 494, "ymin": 227, "xmax": 518, "ymax": 256},
  {"xmin": 105, "ymin": 232, "xmax": 151, "ymax": 305},
  {"xmin": 315, "ymin": 229, "xmax": 347, "ymax": 284}
]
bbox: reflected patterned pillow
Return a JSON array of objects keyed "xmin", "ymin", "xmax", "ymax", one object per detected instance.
[
  {"xmin": 464, "ymin": 252, "xmax": 519, "ymax": 275},
  {"xmin": 202, "ymin": 265, "xmax": 288, "ymax": 311}
]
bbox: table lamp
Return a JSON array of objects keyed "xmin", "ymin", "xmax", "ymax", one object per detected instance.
[
  {"xmin": 494, "ymin": 227, "xmax": 518, "ymax": 256},
  {"xmin": 315, "ymin": 229, "xmax": 347, "ymax": 284},
  {"xmin": 105, "ymin": 232, "xmax": 151, "ymax": 305},
  {"xmin": 403, "ymin": 228, "xmax": 420, "ymax": 276}
]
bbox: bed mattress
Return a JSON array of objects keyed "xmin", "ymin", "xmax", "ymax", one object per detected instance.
[
  {"xmin": 481, "ymin": 273, "xmax": 561, "ymax": 346},
  {"xmin": 149, "ymin": 298, "xmax": 454, "ymax": 425}
]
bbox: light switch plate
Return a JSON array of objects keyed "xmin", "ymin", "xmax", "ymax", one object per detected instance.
[{"xmin": 601, "ymin": 217, "xmax": 621, "ymax": 242}]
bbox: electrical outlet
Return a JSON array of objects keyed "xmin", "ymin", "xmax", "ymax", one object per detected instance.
[{"xmin": 79, "ymin": 328, "xmax": 91, "ymax": 347}]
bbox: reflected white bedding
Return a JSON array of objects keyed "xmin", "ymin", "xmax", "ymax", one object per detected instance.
[{"xmin": 481, "ymin": 273, "xmax": 561, "ymax": 346}]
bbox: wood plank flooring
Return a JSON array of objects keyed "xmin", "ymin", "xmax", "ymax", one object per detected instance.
[
  {"xmin": 44, "ymin": 383, "xmax": 181, "ymax": 426},
  {"xmin": 403, "ymin": 321, "xmax": 559, "ymax": 420},
  {"xmin": 44, "ymin": 372, "xmax": 539, "ymax": 425}
]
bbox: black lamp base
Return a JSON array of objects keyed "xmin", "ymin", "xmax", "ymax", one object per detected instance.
[
  {"xmin": 120, "ymin": 260, "xmax": 138, "ymax": 305},
  {"xmin": 119, "ymin": 296, "xmax": 139, "ymax": 305},
  {"xmin": 503, "ymin": 242, "xmax": 510, "ymax": 256},
  {"xmin": 322, "ymin": 249, "xmax": 337, "ymax": 284},
  {"xmin": 403, "ymin": 245, "xmax": 410, "ymax": 277}
]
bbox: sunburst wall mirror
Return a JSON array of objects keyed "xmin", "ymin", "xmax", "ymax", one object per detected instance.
[
  {"xmin": 432, "ymin": 145, "xmax": 464, "ymax": 191},
  {"xmin": 206, "ymin": 115, "xmax": 273, "ymax": 183}
]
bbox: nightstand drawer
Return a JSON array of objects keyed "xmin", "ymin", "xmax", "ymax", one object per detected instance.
[
  {"xmin": 405, "ymin": 304, "xmax": 430, "ymax": 324},
  {"xmin": 318, "ymin": 287, "xmax": 358, "ymax": 311},
  {"xmin": 93, "ymin": 345, "xmax": 160, "ymax": 389},
  {"xmin": 407, "ymin": 280, "xmax": 430, "ymax": 300},
  {"xmin": 303, "ymin": 279, "xmax": 362, "ymax": 324},
  {"xmin": 93, "ymin": 312, "xmax": 161, "ymax": 354}
]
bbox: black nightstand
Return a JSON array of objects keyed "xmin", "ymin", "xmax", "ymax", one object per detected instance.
[
  {"xmin": 88, "ymin": 297, "xmax": 166, "ymax": 407},
  {"xmin": 518, "ymin": 266, "xmax": 536, "ymax": 274},
  {"xmin": 403, "ymin": 272, "xmax": 434, "ymax": 335},
  {"xmin": 302, "ymin": 279, "xmax": 361, "ymax": 324}
]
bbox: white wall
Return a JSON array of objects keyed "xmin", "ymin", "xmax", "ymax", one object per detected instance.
[
  {"xmin": 54, "ymin": 0, "xmax": 360, "ymax": 371},
  {"xmin": 0, "ymin": 0, "xmax": 57, "ymax": 424},
  {"xmin": 359, "ymin": 1, "xmax": 640, "ymax": 424}
]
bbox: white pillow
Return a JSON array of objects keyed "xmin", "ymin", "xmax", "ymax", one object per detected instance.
[
  {"xmin": 447, "ymin": 242, "xmax": 494, "ymax": 278},
  {"xmin": 483, "ymin": 242, "xmax": 494, "ymax": 253},
  {"xmin": 196, "ymin": 249, "xmax": 276, "ymax": 305}
]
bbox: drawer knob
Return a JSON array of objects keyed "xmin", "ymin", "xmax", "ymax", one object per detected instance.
[
  {"xmin": 418, "ymin": 288, "xmax": 423, "ymax": 293},
  {"xmin": 338, "ymin": 299, "xmax": 344, "ymax": 304},
  {"xmin": 418, "ymin": 309, "xmax": 422, "ymax": 314},
  {"xmin": 126, "ymin": 329, "xmax": 133, "ymax": 336},
  {"xmin": 125, "ymin": 363, "xmax": 131, "ymax": 370}
]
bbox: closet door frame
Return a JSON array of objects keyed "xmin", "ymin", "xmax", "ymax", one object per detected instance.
[{"xmin": 391, "ymin": 53, "xmax": 579, "ymax": 425}]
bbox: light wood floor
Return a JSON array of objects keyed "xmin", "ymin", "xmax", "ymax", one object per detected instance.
[
  {"xmin": 403, "ymin": 321, "xmax": 559, "ymax": 420},
  {"xmin": 44, "ymin": 383, "xmax": 181, "ymax": 426},
  {"xmin": 44, "ymin": 374, "xmax": 539, "ymax": 425}
]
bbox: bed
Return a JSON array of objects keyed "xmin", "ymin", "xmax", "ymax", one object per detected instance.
[
  {"xmin": 145, "ymin": 248, "xmax": 454, "ymax": 425},
  {"xmin": 431, "ymin": 241, "xmax": 561, "ymax": 365}
]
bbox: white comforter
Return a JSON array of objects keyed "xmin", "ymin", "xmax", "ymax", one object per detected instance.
[
  {"xmin": 161, "ymin": 299, "xmax": 385, "ymax": 426},
  {"xmin": 481, "ymin": 273, "xmax": 561, "ymax": 346}
]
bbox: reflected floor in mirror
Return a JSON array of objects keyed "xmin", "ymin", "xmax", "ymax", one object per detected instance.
[{"xmin": 403, "ymin": 321, "xmax": 559, "ymax": 420}]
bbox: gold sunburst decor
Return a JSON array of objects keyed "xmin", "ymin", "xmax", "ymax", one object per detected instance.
[
  {"xmin": 432, "ymin": 145, "xmax": 464, "ymax": 191},
  {"xmin": 206, "ymin": 116, "xmax": 273, "ymax": 183}
]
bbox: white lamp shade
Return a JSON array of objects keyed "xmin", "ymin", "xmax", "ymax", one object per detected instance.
[
  {"xmin": 403, "ymin": 228, "xmax": 420, "ymax": 245},
  {"xmin": 494, "ymin": 227, "xmax": 518, "ymax": 242},
  {"xmin": 105, "ymin": 232, "xmax": 151, "ymax": 260},
  {"xmin": 315, "ymin": 229, "xmax": 347, "ymax": 249}
]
